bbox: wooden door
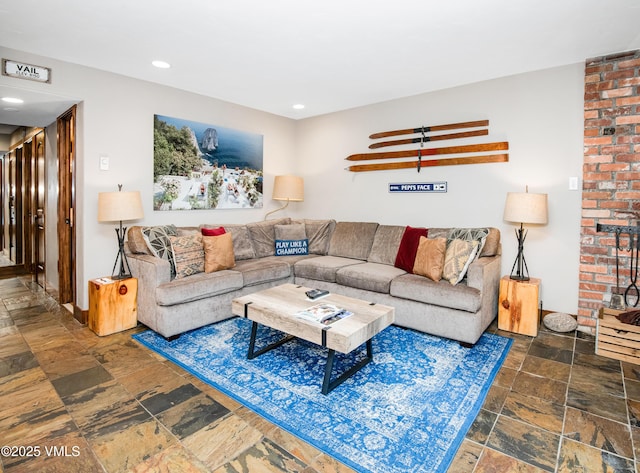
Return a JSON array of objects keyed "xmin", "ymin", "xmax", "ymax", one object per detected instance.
[{"xmin": 57, "ymin": 106, "xmax": 76, "ymax": 311}]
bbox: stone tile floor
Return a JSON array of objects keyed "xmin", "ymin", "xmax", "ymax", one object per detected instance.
[{"xmin": 0, "ymin": 276, "xmax": 638, "ymax": 472}]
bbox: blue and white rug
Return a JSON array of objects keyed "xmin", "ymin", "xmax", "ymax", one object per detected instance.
[{"xmin": 133, "ymin": 317, "xmax": 511, "ymax": 473}]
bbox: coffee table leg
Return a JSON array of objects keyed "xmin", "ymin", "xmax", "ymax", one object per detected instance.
[
  {"xmin": 322, "ymin": 339, "xmax": 373, "ymax": 395},
  {"xmin": 247, "ymin": 321, "xmax": 295, "ymax": 360}
]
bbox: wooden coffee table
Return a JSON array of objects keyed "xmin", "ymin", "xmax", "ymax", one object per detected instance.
[{"xmin": 231, "ymin": 283, "xmax": 395, "ymax": 394}]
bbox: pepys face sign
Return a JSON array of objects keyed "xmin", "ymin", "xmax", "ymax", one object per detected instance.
[{"xmin": 2, "ymin": 59, "xmax": 51, "ymax": 83}]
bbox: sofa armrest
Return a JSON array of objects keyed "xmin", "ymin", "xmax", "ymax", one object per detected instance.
[
  {"xmin": 127, "ymin": 254, "xmax": 171, "ymax": 329},
  {"xmin": 466, "ymin": 255, "xmax": 502, "ymax": 327},
  {"xmin": 466, "ymin": 255, "xmax": 501, "ymax": 292}
]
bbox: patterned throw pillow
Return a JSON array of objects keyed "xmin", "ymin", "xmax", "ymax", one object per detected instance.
[
  {"xmin": 203, "ymin": 233, "xmax": 236, "ymax": 272},
  {"xmin": 169, "ymin": 234, "xmax": 204, "ymax": 279},
  {"xmin": 447, "ymin": 228, "xmax": 489, "ymax": 259},
  {"xmin": 142, "ymin": 225, "xmax": 178, "ymax": 278},
  {"xmin": 412, "ymin": 236, "xmax": 447, "ymax": 282},
  {"xmin": 442, "ymin": 239, "xmax": 479, "ymax": 285}
]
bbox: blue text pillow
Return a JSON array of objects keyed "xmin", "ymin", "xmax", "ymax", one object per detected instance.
[{"xmin": 275, "ymin": 239, "xmax": 309, "ymax": 256}]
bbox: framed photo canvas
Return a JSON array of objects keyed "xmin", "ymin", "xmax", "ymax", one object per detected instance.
[{"xmin": 153, "ymin": 114, "xmax": 263, "ymax": 210}]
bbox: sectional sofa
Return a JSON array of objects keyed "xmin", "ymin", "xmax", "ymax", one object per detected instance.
[{"xmin": 125, "ymin": 218, "xmax": 501, "ymax": 345}]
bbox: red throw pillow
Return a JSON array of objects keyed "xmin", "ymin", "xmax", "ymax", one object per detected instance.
[
  {"xmin": 201, "ymin": 226, "xmax": 226, "ymax": 236},
  {"xmin": 394, "ymin": 226, "xmax": 428, "ymax": 273}
]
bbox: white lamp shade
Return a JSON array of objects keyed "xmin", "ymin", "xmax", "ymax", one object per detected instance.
[
  {"xmin": 272, "ymin": 175, "xmax": 304, "ymax": 202},
  {"xmin": 98, "ymin": 191, "xmax": 144, "ymax": 222},
  {"xmin": 503, "ymin": 192, "xmax": 548, "ymax": 224}
]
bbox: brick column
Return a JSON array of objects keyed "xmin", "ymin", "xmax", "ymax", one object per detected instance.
[{"xmin": 579, "ymin": 50, "xmax": 640, "ymax": 332}]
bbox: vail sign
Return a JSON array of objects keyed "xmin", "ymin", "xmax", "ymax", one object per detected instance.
[{"xmin": 2, "ymin": 59, "xmax": 51, "ymax": 83}]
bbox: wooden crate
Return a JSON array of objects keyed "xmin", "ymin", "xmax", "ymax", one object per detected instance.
[
  {"xmin": 88, "ymin": 277, "xmax": 138, "ymax": 336},
  {"xmin": 596, "ymin": 307, "xmax": 640, "ymax": 365}
]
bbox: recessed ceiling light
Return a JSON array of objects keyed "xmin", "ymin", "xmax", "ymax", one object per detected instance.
[
  {"xmin": 152, "ymin": 60, "xmax": 171, "ymax": 69},
  {"xmin": 293, "ymin": 104, "xmax": 305, "ymax": 110},
  {"xmin": 3, "ymin": 107, "xmax": 19, "ymax": 112},
  {"xmin": 2, "ymin": 97, "xmax": 23, "ymax": 104}
]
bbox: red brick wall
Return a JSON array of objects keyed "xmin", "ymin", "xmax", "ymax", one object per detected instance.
[{"xmin": 580, "ymin": 50, "xmax": 640, "ymax": 332}]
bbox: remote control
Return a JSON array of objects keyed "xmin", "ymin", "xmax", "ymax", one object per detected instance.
[{"xmin": 306, "ymin": 289, "xmax": 329, "ymax": 300}]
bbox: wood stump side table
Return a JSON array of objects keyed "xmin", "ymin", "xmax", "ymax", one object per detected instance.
[
  {"xmin": 498, "ymin": 276, "xmax": 541, "ymax": 336},
  {"xmin": 88, "ymin": 277, "xmax": 138, "ymax": 336}
]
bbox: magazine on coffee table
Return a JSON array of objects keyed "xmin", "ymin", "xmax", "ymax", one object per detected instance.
[{"xmin": 295, "ymin": 303, "xmax": 353, "ymax": 324}]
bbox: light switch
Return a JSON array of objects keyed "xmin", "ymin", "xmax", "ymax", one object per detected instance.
[
  {"xmin": 100, "ymin": 155, "xmax": 109, "ymax": 171},
  {"xmin": 569, "ymin": 177, "xmax": 578, "ymax": 190}
]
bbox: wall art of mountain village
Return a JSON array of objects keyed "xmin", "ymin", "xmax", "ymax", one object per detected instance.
[{"xmin": 153, "ymin": 114, "xmax": 264, "ymax": 210}]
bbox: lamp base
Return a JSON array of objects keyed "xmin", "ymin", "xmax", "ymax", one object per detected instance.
[
  {"xmin": 111, "ymin": 223, "xmax": 133, "ymax": 280},
  {"xmin": 509, "ymin": 224, "xmax": 530, "ymax": 281}
]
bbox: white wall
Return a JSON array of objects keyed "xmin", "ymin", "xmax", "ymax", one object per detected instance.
[
  {"xmin": 0, "ymin": 46, "xmax": 297, "ymax": 309},
  {"xmin": 294, "ymin": 64, "xmax": 585, "ymax": 314}
]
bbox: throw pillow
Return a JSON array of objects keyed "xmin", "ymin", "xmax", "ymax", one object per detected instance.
[
  {"xmin": 142, "ymin": 224, "xmax": 178, "ymax": 278},
  {"xmin": 203, "ymin": 224, "xmax": 256, "ymax": 260},
  {"xmin": 274, "ymin": 223, "xmax": 309, "ymax": 256},
  {"xmin": 203, "ymin": 233, "xmax": 236, "ymax": 272},
  {"xmin": 201, "ymin": 226, "xmax": 226, "ymax": 236},
  {"xmin": 394, "ymin": 226, "xmax": 428, "ymax": 273},
  {"xmin": 447, "ymin": 228, "xmax": 489, "ymax": 259},
  {"xmin": 442, "ymin": 239, "xmax": 479, "ymax": 285},
  {"xmin": 412, "ymin": 236, "xmax": 447, "ymax": 282},
  {"xmin": 169, "ymin": 234, "xmax": 204, "ymax": 279}
]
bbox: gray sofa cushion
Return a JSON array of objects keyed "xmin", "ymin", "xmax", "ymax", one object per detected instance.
[
  {"xmin": 480, "ymin": 228, "xmax": 501, "ymax": 257},
  {"xmin": 427, "ymin": 228, "xmax": 450, "ymax": 240},
  {"xmin": 368, "ymin": 225, "xmax": 405, "ymax": 265},
  {"xmin": 275, "ymin": 223, "xmax": 307, "ymax": 240},
  {"xmin": 294, "ymin": 255, "xmax": 364, "ymax": 283},
  {"xmin": 390, "ymin": 273, "xmax": 481, "ymax": 313},
  {"xmin": 233, "ymin": 257, "xmax": 291, "ymax": 286},
  {"xmin": 328, "ymin": 221, "xmax": 379, "ymax": 260},
  {"xmin": 127, "ymin": 226, "xmax": 152, "ymax": 255},
  {"xmin": 156, "ymin": 270, "xmax": 243, "ymax": 306},
  {"xmin": 247, "ymin": 218, "xmax": 291, "ymax": 258},
  {"xmin": 336, "ymin": 262, "xmax": 407, "ymax": 294},
  {"xmin": 294, "ymin": 219, "xmax": 336, "ymax": 255}
]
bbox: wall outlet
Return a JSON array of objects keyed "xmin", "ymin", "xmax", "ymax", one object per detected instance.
[{"xmin": 100, "ymin": 155, "xmax": 109, "ymax": 171}]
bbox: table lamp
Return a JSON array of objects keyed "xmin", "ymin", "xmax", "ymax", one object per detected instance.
[
  {"xmin": 98, "ymin": 185, "xmax": 144, "ymax": 279},
  {"xmin": 503, "ymin": 187, "xmax": 548, "ymax": 281}
]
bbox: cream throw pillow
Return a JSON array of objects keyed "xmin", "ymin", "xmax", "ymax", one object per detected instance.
[
  {"xmin": 412, "ymin": 236, "xmax": 447, "ymax": 281},
  {"xmin": 203, "ymin": 233, "xmax": 236, "ymax": 273},
  {"xmin": 443, "ymin": 239, "xmax": 479, "ymax": 285}
]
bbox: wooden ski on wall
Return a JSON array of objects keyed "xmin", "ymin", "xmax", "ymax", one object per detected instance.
[
  {"xmin": 369, "ymin": 129, "xmax": 488, "ymax": 149},
  {"xmin": 369, "ymin": 119, "xmax": 489, "ymax": 140},
  {"xmin": 347, "ymin": 141, "xmax": 509, "ymax": 161},
  {"xmin": 346, "ymin": 153, "xmax": 509, "ymax": 172}
]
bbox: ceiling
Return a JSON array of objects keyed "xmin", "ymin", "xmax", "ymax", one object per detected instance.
[{"xmin": 0, "ymin": 0, "xmax": 640, "ymax": 125}]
